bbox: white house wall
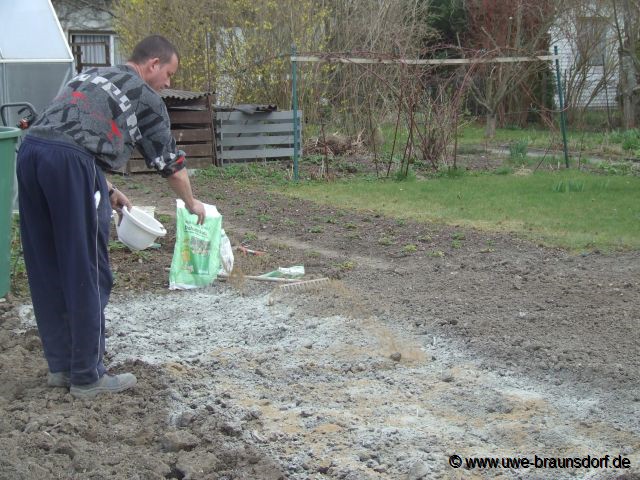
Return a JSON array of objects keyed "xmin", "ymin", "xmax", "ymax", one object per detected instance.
[{"xmin": 550, "ymin": 5, "xmax": 619, "ymax": 110}]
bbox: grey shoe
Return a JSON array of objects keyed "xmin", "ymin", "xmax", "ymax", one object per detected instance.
[
  {"xmin": 70, "ymin": 373, "xmax": 137, "ymax": 399},
  {"xmin": 47, "ymin": 371, "xmax": 71, "ymax": 388}
]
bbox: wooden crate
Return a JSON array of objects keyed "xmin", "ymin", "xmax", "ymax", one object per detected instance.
[
  {"xmin": 215, "ymin": 110, "xmax": 302, "ymax": 165},
  {"xmin": 128, "ymin": 91, "xmax": 215, "ymax": 173}
]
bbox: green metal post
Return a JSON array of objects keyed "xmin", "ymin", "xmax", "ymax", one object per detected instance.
[
  {"xmin": 291, "ymin": 45, "xmax": 299, "ymax": 181},
  {"xmin": 554, "ymin": 46, "xmax": 570, "ymax": 168}
]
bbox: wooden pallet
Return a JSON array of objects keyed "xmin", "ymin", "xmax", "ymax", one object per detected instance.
[
  {"xmin": 128, "ymin": 94, "xmax": 215, "ymax": 173},
  {"xmin": 215, "ymin": 110, "xmax": 302, "ymax": 165}
]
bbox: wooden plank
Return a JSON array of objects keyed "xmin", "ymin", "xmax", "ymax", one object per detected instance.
[
  {"xmin": 216, "ymin": 110, "xmax": 302, "ymax": 122},
  {"xmin": 169, "ymin": 110, "xmax": 212, "ymax": 124},
  {"xmin": 219, "ymin": 135, "xmax": 293, "ymax": 147},
  {"xmin": 219, "ymin": 122, "xmax": 301, "ymax": 134},
  {"xmin": 291, "ymin": 55, "xmax": 556, "ymax": 65},
  {"xmin": 182, "ymin": 144, "xmax": 213, "ymax": 157},
  {"xmin": 174, "ymin": 128, "xmax": 213, "ymax": 142},
  {"xmin": 219, "ymin": 147, "xmax": 296, "ymax": 160},
  {"xmin": 128, "ymin": 156, "xmax": 213, "ymax": 172},
  {"xmin": 129, "ymin": 144, "xmax": 212, "ymax": 160}
]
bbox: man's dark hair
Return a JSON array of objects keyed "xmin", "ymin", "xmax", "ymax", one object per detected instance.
[{"xmin": 128, "ymin": 35, "xmax": 179, "ymax": 65}]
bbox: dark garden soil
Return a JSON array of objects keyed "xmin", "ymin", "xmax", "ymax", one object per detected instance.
[{"xmin": 1, "ymin": 159, "xmax": 638, "ymax": 479}]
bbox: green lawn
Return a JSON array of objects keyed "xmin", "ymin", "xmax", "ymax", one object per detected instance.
[
  {"xmin": 455, "ymin": 123, "xmax": 624, "ymax": 156},
  {"xmin": 283, "ymin": 170, "xmax": 640, "ymax": 251},
  {"xmin": 305, "ymin": 120, "xmax": 635, "ymax": 158}
]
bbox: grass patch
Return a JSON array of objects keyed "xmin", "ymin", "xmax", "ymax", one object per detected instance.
[
  {"xmin": 552, "ymin": 179, "xmax": 585, "ymax": 193},
  {"xmin": 403, "ymin": 244, "xmax": 417, "ymax": 253},
  {"xmin": 310, "ymin": 118, "xmax": 639, "ymax": 161},
  {"xmin": 9, "ymin": 215, "xmax": 28, "ymax": 296},
  {"xmin": 195, "ymin": 163, "xmax": 287, "ymax": 184},
  {"xmin": 156, "ymin": 213, "xmax": 173, "ymax": 225},
  {"xmin": 282, "ymin": 171, "xmax": 640, "ymax": 251}
]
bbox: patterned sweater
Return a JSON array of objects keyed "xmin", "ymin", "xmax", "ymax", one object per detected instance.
[{"xmin": 28, "ymin": 65, "xmax": 184, "ymax": 177}]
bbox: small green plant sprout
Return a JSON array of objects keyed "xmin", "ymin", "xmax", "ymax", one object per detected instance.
[
  {"xmin": 597, "ymin": 161, "xmax": 633, "ymax": 176},
  {"xmin": 552, "ymin": 179, "xmax": 585, "ymax": 193},
  {"xmin": 324, "ymin": 216, "xmax": 338, "ymax": 224},
  {"xmin": 306, "ymin": 250, "xmax": 321, "ymax": 258},
  {"xmin": 108, "ymin": 240, "xmax": 127, "ymax": 251},
  {"xmin": 336, "ymin": 260, "xmax": 356, "ymax": 271},
  {"xmin": 378, "ymin": 236, "xmax": 395, "ymax": 246},
  {"xmin": 344, "ymin": 222, "xmax": 358, "ymax": 230},
  {"xmin": 403, "ymin": 244, "xmax": 417, "ymax": 253},
  {"xmin": 418, "ymin": 234, "xmax": 432, "ymax": 242},
  {"xmin": 345, "ymin": 232, "xmax": 362, "ymax": 240},
  {"xmin": 283, "ymin": 218, "xmax": 296, "ymax": 226},
  {"xmin": 451, "ymin": 232, "xmax": 466, "ymax": 240},
  {"xmin": 243, "ymin": 231, "xmax": 258, "ymax": 242},
  {"xmin": 156, "ymin": 213, "xmax": 172, "ymax": 225},
  {"xmin": 234, "ymin": 208, "xmax": 246, "ymax": 216},
  {"xmin": 309, "ymin": 226, "xmax": 324, "ymax": 233},
  {"xmin": 258, "ymin": 214, "xmax": 272, "ymax": 223},
  {"xmin": 428, "ymin": 250, "xmax": 445, "ymax": 258},
  {"xmin": 395, "ymin": 218, "xmax": 406, "ymax": 227},
  {"xmin": 133, "ymin": 250, "xmax": 151, "ymax": 262},
  {"xmin": 509, "ymin": 139, "xmax": 528, "ymax": 163},
  {"xmin": 451, "ymin": 240, "xmax": 463, "ymax": 249}
]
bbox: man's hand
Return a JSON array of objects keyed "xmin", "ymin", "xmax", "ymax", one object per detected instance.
[
  {"xmin": 166, "ymin": 168, "xmax": 206, "ymax": 224},
  {"xmin": 186, "ymin": 199, "xmax": 206, "ymax": 225},
  {"xmin": 109, "ymin": 188, "xmax": 132, "ymax": 225}
]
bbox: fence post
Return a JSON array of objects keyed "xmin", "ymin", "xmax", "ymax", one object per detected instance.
[
  {"xmin": 554, "ymin": 45, "xmax": 570, "ymax": 168},
  {"xmin": 291, "ymin": 44, "xmax": 300, "ymax": 181}
]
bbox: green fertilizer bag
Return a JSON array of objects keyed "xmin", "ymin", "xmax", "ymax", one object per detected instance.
[{"xmin": 169, "ymin": 199, "xmax": 222, "ymax": 289}]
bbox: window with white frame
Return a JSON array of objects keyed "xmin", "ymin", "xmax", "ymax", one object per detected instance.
[{"xmin": 69, "ymin": 32, "xmax": 121, "ymax": 73}]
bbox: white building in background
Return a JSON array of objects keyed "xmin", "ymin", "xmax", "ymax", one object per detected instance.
[
  {"xmin": 49, "ymin": 1, "xmax": 624, "ymax": 112},
  {"xmin": 51, "ymin": 0, "xmax": 124, "ymax": 74},
  {"xmin": 550, "ymin": 2, "xmax": 620, "ymax": 110}
]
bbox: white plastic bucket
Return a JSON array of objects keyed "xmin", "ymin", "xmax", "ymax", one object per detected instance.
[{"xmin": 116, "ymin": 206, "xmax": 167, "ymax": 251}]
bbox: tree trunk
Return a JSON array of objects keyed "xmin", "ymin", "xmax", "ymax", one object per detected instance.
[
  {"xmin": 619, "ymin": 0, "xmax": 639, "ymax": 129},
  {"xmin": 620, "ymin": 49, "xmax": 637, "ymax": 129},
  {"xmin": 485, "ymin": 113, "xmax": 497, "ymax": 138}
]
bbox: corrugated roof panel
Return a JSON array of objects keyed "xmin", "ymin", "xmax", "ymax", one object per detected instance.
[{"xmin": 160, "ymin": 89, "xmax": 212, "ymax": 100}]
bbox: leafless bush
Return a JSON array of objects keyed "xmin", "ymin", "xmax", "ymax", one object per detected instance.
[
  {"xmin": 297, "ymin": 47, "xmax": 478, "ymax": 177},
  {"xmin": 552, "ymin": 2, "xmax": 618, "ymax": 128}
]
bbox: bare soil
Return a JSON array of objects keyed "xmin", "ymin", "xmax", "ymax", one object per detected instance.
[{"xmin": 1, "ymin": 161, "xmax": 638, "ymax": 479}]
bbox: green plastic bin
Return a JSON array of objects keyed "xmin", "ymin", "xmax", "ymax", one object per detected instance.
[{"xmin": 0, "ymin": 127, "xmax": 22, "ymax": 298}]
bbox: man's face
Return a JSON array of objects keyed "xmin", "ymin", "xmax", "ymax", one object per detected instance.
[{"xmin": 144, "ymin": 54, "xmax": 179, "ymax": 92}]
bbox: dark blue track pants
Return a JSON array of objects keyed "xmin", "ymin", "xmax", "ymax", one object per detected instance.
[{"xmin": 17, "ymin": 136, "xmax": 112, "ymax": 385}]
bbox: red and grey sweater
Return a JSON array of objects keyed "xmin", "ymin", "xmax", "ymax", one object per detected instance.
[{"xmin": 28, "ymin": 65, "xmax": 184, "ymax": 177}]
